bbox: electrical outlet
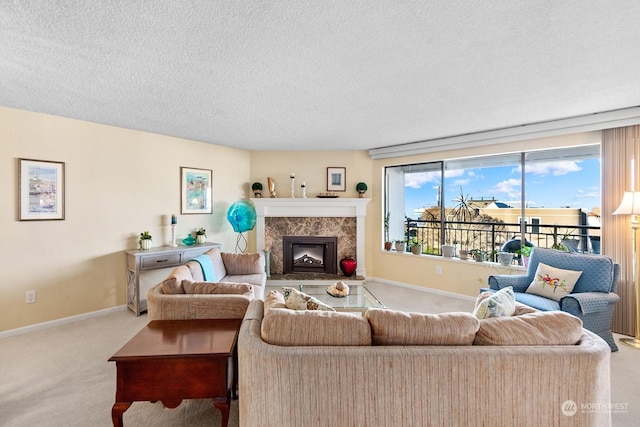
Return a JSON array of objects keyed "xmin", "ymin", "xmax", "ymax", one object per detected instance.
[
  {"xmin": 435, "ymin": 265, "xmax": 442, "ymax": 275},
  {"xmin": 26, "ymin": 290, "xmax": 36, "ymax": 304}
]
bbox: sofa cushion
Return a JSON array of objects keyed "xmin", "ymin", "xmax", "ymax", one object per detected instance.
[
  {"xmin": 182, "ymin": 280, "xmax": 253, "ymax": 296},
  {"xmin": 264, "ymin": 290, "xmax": 287, "ymax": 315},
  {"xmin": 473, "ymin": 286, "xmax": 515, "ymax": 319},
  {"xmin": 474, "ymin": 310, "xmax": 584, "ymax": 346},
  {"xmin": 221, "ymin": 252, "xmax": 264, "ymax": 275},
  {"xmin": 160, "ymin": 265, "xmax": 193, "ymax": 294},
  {"xmin": 365, "ymin": 308, "xmax": 479, "ymax": 345},
  {"xmin": 282, "ymin": 287, "xmax": 335, "ymax": 311},
  {"xmin": 261, "ymin": 308, "xmax": 371, "ymax": 346},
  {"xmin": 219, "ymin": 273, "xmax": 265, "ymax": 287},
  {"xmin": 526, "ymin": 262, "xmax": 582, "ymax": 301},
  {"xmin": 204, "ymin": 248, "xmax": 227, "ymax": 281}
]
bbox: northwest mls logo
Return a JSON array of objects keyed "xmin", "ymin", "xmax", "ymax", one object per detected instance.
[{"xmin": 561, "ymin": 400, "xmax": 578, "ymax": 416}]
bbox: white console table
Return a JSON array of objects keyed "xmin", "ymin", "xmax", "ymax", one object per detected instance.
[{"xmin": 125, "ymin": 243, "xmax": 222, "ymax": 316}]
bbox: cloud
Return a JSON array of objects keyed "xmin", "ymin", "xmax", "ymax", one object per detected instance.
[
  {"xmin": 576, "ymin": 188, "xmax": 600, "ymax": 199},
  {"xmin": 491, "ymin": 178, "xmax": 521, "ymax": 198},
  {"xmin": 524, "ymin": 161, "xmax": 582, "ymax": 176},
  {"xmin": 405, "ymin": 171, "xmax": 439, "ymax": 189}
]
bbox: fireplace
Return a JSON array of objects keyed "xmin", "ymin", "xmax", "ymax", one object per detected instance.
[
  {"xmin": 283, "ymin": 236, "xmax": 337, "ymax": 274},
  {"xmin": 251, "ymin": 198, "xmax": 370, "ymax": 277}
]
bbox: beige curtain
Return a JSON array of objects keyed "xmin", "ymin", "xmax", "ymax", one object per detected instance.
[{"xmin": 602, "ymin": 125, "xmax": 640, "ymax": 336}]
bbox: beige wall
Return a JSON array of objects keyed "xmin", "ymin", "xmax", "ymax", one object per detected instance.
[{"xmin": 1, "ymin": 107, "xmax": 250, "ymax": 331}]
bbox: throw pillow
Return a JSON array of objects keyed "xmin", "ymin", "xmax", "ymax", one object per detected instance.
[
  {"xmin": 473, "ymin": 287, "xmax": 516, "ymax": 319},
  {"xmin": 264, "ymin": 290, "xmax": 287, "ymax": 315},
  {"xmin": 365, "ymin": 308, "xmax": 479, "ymax": 345},
  {"xmin": 181, "ymin": 280, "xmax": 253, "ymax": 296},
  {"xmin": 526, "ymin": 262, "xmax": 582, "ymax": 301},
  {"xmin": 474, "ymin": 311, "xmax": 584, "ymax": 346},
  {"xmin": 261, "ymin": 308, "xmax": 371, "ymax": 346},
  {"xmin": 220, "ymin": 252, "xmax": 264, "ymax": 275},
  {"xmin": 160, "ymin": 265, "xmax": 193, "ymax": 294},
  {"xmin": 282, "ymin": 287, "xmax": 335, "ymax": 311}
]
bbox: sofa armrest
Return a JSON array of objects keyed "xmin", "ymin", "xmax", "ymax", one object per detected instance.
[
  {"xmin": 560, "ymin": 292, "xmax": 620, "ymax": 315},
  {"xmin": 487, "ymin": 275, "xmax": 530, "ymax": 293},
  {"xmin": 147, "ymin": 284, "xmax": 250, "ymax": 321}
]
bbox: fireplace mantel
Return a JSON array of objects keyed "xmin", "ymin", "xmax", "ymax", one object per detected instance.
[{"xmin": 251, "ymin": 198, "xmax": 370, "ymax": 277}]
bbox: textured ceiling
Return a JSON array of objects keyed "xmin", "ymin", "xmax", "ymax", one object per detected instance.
[{"xmin": 2, "ymin": 1, "xmax": 640, "ymax": 152}]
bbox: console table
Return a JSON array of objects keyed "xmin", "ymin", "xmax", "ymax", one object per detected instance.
[{"xmin": 125, "ymin": 243, "xmax": 221, "ymax": 316}]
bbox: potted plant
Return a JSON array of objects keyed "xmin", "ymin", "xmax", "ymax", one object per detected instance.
[
  {"xmin": 515, "ymin": 246, "xmax": 534, "ymax": 267},
  {"xmin": 195, "ymin": 227, "xmax": 207, "ymax": 244},
  {"xmin": 251, "ymin": 182, "xmax": 263, "ymax": 197},
  {"xmin": 394, "ymin": 239, "xmax": 406, "ymax": 253},
  {"xmin": 383, "ymin": 212, "xmax": 392, "ymax": 250},
  {"xmin": 139, "ymin": 231, "xmax": 152, "ymax": 250},
  {"xmin": 410, "ymin": 239, "xmax": 423, "ymax": 255},
  {"xmin": 356, "ymin": 182, "xmax": 368, "ymax": 198},
  {"xmin": 470, "ymin": 248, "xmax": 487, "ymax": 262}
]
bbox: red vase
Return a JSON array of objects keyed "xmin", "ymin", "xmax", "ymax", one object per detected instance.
[{"xmin": 339, "ymin": 257, "xmax": 357, "ymax": 277}]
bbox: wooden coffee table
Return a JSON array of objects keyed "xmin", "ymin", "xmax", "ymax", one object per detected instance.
[{"xmin": 108, "ymin": 318, "xmax": 241, "ymax": 427}]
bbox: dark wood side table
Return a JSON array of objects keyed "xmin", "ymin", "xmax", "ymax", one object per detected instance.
[{"xmin": 108, "ymin": 319, "xmax": 241, "ymax": 427}]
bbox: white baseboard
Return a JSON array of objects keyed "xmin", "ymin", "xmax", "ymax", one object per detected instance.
[
  {"xmin": 0, "ymin": 305, "xmax": 129, "ymax": 339},
  {"xmin": 365, "ymin": 276, "xmax": 477, "ymax": 302}
]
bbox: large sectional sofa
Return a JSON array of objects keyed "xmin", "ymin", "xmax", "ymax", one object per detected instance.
[
  {"xmin": 238, "ymin": 292, "xmax": 612, "ymax": 426},
  {"xmin": 146, "ymin": 247, "xmax": 266, "ymax": 321}
]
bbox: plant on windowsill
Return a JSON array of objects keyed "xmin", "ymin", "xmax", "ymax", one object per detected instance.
[
  {"xmin": 195, "ymin": 227, "xmax": 207, "ymax": 244},
  {"xmin": 515, "ymin": 246, "xmax": 534, "ymax": 267},
  {"xmin": 393, "ymin": 239, "xmax": 406, "ymax": 253},
  {"xmin": 410, "ymin": 238, "xmax": 423, "ymax": 255},
  {"xmin": 383, "ymin": 212, "xmax": 392, "ymax": 250},
  {"xmin": 139, "ymin": 231, "xmax": 152, "ymax": 250}
]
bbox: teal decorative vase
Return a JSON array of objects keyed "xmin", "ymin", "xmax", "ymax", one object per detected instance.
[{"xmin": 182, "ymin": 235, "xmax": 196, "ymax": 245}]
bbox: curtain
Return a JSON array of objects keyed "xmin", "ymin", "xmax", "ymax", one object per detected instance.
[{"xmin": 602, "ymin": 125, "xmax": 640, "ymax": 336}]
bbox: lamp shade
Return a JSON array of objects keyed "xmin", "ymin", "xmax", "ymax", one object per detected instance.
[{"xmin": 613, "ymin": 191, "xmax": 640, "ymax": 215}]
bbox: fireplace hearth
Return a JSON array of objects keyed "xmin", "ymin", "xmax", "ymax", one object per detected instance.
[{"xmin": 283, "ymin": 236, "xmax": 337, "ymax": 275}]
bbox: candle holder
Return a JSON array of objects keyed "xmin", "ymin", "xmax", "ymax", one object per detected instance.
[
  {"xmin": 170, "ymin": 224, "xmax": 178, "ymax": 247},
  {"xmin": 290, "ymin": 174, "xmax": 296, "ymax": 198}
]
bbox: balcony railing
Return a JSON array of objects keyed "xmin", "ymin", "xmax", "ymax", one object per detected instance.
[{"xmin": 402, "ymin": 218, "xmax": 601, "ymax": 260}]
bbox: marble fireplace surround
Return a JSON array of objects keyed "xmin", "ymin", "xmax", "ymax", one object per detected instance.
[{"xmin": 251, "ymin": 198, "xmax": 370, "ymax": 277}]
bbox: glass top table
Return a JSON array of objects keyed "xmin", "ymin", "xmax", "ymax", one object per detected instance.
[{"xmin": 299, "ymin": 283, "xmax": 385, "ymax": 312}]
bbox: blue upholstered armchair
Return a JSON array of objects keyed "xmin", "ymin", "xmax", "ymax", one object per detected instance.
[{"xmin": 487, "ymin": 247, "xmax": 620, "ymax": 351}]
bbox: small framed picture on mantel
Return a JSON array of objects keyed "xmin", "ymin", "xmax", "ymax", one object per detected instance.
[{"xmin": 327, "ymin": 167, "xmax": 346, "ymax": 192}]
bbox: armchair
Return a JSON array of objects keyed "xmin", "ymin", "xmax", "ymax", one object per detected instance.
[{"xmin": 487, "ymin": 247, "xmax": 620, "ymax": 351}]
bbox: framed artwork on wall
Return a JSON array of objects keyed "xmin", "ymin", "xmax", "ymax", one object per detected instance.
[
  {"xmin": 19, "ymin": 158, "xmax": 65, "ymax": 221},
  {"xmin": 181, "ymin": 167, "xmax": 213, "ymax": 214},
  {"xmin": 327, "ymin": 167, "xmax": 346, "ymax": 192}
]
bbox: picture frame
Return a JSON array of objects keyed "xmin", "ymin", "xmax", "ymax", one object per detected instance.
[
  {"xmin": 327, "ymin": 167, "xmax": 346, "ymax": 192},
  {"xmin": 181, "ymin": 167, "xmax": 213, "ymax": 214},
  {"xmin": 19, "ymin": 158, "xmax": 65, "ymax": 221}
]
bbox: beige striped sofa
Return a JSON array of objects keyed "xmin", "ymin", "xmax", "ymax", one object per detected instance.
[
  {"xmin": 146, "ymin": 248, "xmax": 266, "ymax": 321},
  {"xmin": 238, "ymin": 297, "xmax": 611, "ymax": 426}
]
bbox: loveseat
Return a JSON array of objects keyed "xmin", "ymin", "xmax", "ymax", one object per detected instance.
[
  {"xmin": 487, "ymin": 247, "xmax": 620, "ymax": 351},
  {"xmin": 238, "ymin": 295, "xmax": 611, "ymax": 426},
  {"xmin": 146, "ymin": 247, "xmax": 266, "ymax": 321}
]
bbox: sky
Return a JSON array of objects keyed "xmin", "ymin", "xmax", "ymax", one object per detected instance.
[{"xmin": 404, "ymin": 158, "xmax": 601, "ymax": 217}]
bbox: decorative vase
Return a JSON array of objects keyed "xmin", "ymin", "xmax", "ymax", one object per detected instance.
[
  {"xmin": 140, "ymin": 239, "xmax": 151, "ymax": 250},
  {"xmin": 196, "ymin": 234, "xmax": 206, "ymax": 244},
  {"xmin": 263, "ymin": 249, "xmax": 271, "ymax": 278},
  {"xmin": 441, "ymin": 244, "xmax": 455, "ymax": 258},
  {"xmin": 522, "ymin": 255, "xmax": 530, "ymax": 268},
  {"xmin": 339, "ymin": 257, "xmax": 357, "ymax": 277},
  {"xmin": 182, "ymin": 235, "xmax": 196, "ymax": 245}
]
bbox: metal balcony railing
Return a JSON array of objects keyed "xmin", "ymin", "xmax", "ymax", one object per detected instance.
[{"xmin": 402, "ymin": 218, "xmax": 601, "ymax": 260}]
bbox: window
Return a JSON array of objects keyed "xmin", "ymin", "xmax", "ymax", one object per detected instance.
[{"xmin": 385, "ymin": 145, "xmax": 601, "ymax": 255}]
